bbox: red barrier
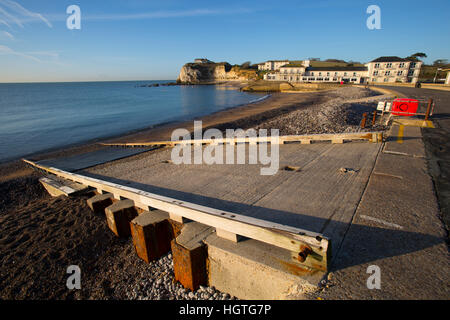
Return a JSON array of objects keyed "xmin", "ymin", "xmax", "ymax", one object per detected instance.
[{"xmin": 391, "ymin": 99, "xmax": 419, "ymax": 116}]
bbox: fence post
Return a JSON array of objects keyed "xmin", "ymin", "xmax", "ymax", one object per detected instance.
[
  {"xmin": 361, "ymin": 113, "xmax": 368, "ymax": 129},
  {"xmin": 425, "ymin": 98, "xmax": 433, "ymax": 121}
]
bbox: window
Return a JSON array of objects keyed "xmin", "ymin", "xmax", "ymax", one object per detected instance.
[
  {"xmin": 384, "ymin": 78, "xmax": 389, "ymax": 82},
  {"xmin": 327, "ymin": 72, "xmax": 330, "ymax": 76},
  {"xmin": 353, "ymin": 72, "xmax": 357, "ymax": 76},
  {"xmin": 410, "ymin": 62, "xmax": 416, "ymax": 68},
  {"xmin": 311, "ymin": 72, "xmax": 314, "ymax": 76},
  {"xmin": 351, "ymin": 78, "xmax": 357, "ymax": 82},
  {"xmin": 385, "ymin": 71, "xmax": 391, "ymax": 76},
  {"xmin": 309, "ymin": 77, "xmax": 315, "ymax": 81},
  {"xmin": 372, "ymin": 78, "xmax": 376, "ymax": 82},
  {"xmin": 344, "ymin": 72, "xmax": 348, "ymax": 76},
  {"xmin": 335, "ymin": 72, "xmax": 338, "ymax": 76},
  {"xmin": 317, "ymin": 77, "xmax": 324, "ymax": 81},
  {"xmin": 302, "ymin": 77, "xmax": 308, "ymax": 81},
  {"xmin": 386, "ymin": 63, "xmax": 392, "ymax": 68},
  {"xmin": 374, "ymin": 63, "xmax": 380, "ymax": 68},
  {"xmin": 324, "ymin": 78, "xmax": 330, "ymax": 81},
  {"xmin": 399, "ymin": 63, "xmax": 405, "ymax": 68},
  {"xmin": 373, "ymin": 71, "xmax": 378, "ymax": 76},
  {"xmin": 333, "ymin": 78, "xmax": 338, "ymax": 81},
  {"xmin": 397, "ymin": 71, "xmax": 403, "ymax": 76},
  {"xmin": 318, "ymin": 72, "xmax": 322, "ymax": 76}
]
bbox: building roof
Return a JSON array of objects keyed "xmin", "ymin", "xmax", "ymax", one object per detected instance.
[
  {"xmin": 370, "ymin": 56, "xmax": 409, "ymax": 63},
  {"xmin": 280, "ymin": 63, "xmax": 304, "ymax": 68},
  {"xmin": 267, "ymin": 60, "xmax": 290, "ymax": 62},
  {"xmin": 307, "ymin": 66, "xmax": 368, "ymax": 71}
]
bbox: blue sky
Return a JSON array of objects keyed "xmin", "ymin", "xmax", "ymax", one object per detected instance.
[{"xmin": 0, "ymin": 0, "xmax": 449, "ymax": 82}]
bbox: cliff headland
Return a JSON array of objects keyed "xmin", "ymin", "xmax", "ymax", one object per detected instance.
[{"xmin": 177, "ymin": 59, "xmax": 258, "ymax": 84}]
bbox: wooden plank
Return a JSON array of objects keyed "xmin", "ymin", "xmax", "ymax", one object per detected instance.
[
  {"xmin": 39, "ymin": 176, "xmax": 88, "ymax": 197},
  {"xmin": 24, "ymin": 158, "xmax": 329, "ymax": 271},
  {"xmin": 216, "ymin": 228, "xmax": 240, "ymax": 242},
  {"xmin": 100, "ymin": 132, "xmax": 383, "ymax": 147}
]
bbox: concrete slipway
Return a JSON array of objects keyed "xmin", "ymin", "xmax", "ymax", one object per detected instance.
[
  {"xmin": 29, "ymin": 119, "xmax": 448, "ymax": 299},
  {"xmin": 69, "ymin": 141, "xmax": 381, "ymax": 298},
  {"xmin": 82, "ymin": 142, "xmax": 379, "ymax": 257}
]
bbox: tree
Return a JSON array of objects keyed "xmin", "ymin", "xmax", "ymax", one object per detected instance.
[
  {"xmin": 240, "ymin": 61, "xmax": 251, "ymax": 69},
  {"xmin": 433, "ymin": 59, "xmax": 449, "ymax": 66},
  {"xmin": 406, "ymin": 52, "xmax": 427, "ymax": 61},
  {"xmin": 325, "ymin": 59, "xmax": 346, "ymax": 63},
  {"xmin": 412, "ymin": 52, "xmax": 427, "ymax": 58}
]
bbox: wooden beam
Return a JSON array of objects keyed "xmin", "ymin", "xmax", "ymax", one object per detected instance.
[
  {"xmin": 39, "ymin": 176, "xmax": 88, "ymax": 197},
  {"xmin": 99, "ymin": 132, "xmax": 383, "ymax": 148},
  {"xmin": 24, "ymin": 158, "xmax": 330, "ymax": 271}
]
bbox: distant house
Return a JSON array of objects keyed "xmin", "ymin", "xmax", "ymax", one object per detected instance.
[
  {"xmin": 194, "ymin": 58, "xmax": 212, "ymax": 64},
  {"xmin": 367, "ymin": 56, "xmax": 422, "ymax": 84},
  {"xmin": 263, "ymin": 56, "xmax": 423, "ymax": 84},
  {"xmin": 443, "ymin": 69, "xmax": 450, "ymax": 85},
  {"xmin": 257, "ymin": 60, "xmax": 290, "ymax": 71}
]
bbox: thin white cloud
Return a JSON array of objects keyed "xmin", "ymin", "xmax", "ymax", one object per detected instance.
[
  {"xmin": 0, "ymin": 44, "xmax": 41, "ymax": 62},
  {"xmin": 0, "ymin": 45, "xmax": 67, "ymax": 65},
  {"xmin": 0, "ymin": 6, "xmax": 22, "ymax": 27},
  {"xmin": 0, "ymin": 16, "xmax": 9, "ymax": 27},
  {"xmin": 1, "ymin": 30, "xmax": 13, "ymax": 39},
  {"xmin": 0, "ymin": 0, "xmax": 52, "ymax": 28},
  {"xmin": 32, "ymin": 7, "xmax": 255, "ymax": 24},
  {"xmin": 26, "ymin": 51, "xmax": 59, "ymax": 59},
  {"xmin": 83, "ymin": 8, "xmax": 254, "ymax": 21}
]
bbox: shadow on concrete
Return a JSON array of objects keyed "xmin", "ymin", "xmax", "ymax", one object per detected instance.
[
  {"xmin": 428, "ymin": 113, "xmax": 450, "ymax": 120},
  {"xmin": 385, "ymin": 136, "xmax": 419, "ymax": 142},
  {"xmin": 80, "ymin": 171, "xmax": 445, "ymax": 272}
]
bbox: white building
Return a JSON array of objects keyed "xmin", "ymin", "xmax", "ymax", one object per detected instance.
[
  {"xmin": 257, "ymin": 60, "xmax": 290, "ymax": 71},
  {"xmin": 194, "ymin": 58, "xmax": 212, "ymax": 64},
  {"xmin": 263, "ymin": 57, "xmax": 423, "ymax": 84},
  {"xmin": 367, "ymin": 56, "xmax": 422, "ymax": 84},
  {"xmin": 265, "ymin": 60, "xmax": 369, "ymax": 84}
]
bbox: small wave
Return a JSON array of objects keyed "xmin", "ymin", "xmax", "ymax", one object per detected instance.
[{"xmin": 249, "ymin": 94, "xmax": 271, "ymax": 104}]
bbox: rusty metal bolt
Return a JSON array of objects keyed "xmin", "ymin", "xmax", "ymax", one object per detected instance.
[{"xmin": 298, "ymin": 245, "xmax": 313, "ymax": 263}]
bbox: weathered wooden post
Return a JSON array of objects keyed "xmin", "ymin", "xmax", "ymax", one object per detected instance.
[
  {"xmin": 361, "ymin": 113, "xmax": 368, "ymax": 128},
  {"xmin": 425, "ymin": 98, "xmax": 433, "ymax": 121}
]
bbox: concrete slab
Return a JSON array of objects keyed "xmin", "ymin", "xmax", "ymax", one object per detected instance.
[
  {"xmin": 321, "ymin": 151, "xmax": 448, "ymax": 299},
  {"xmin": 316, "ymin": 111, "xmax": 449, "ymax": 299},
  {"xmin": 84, "ymin": 142, "xmax": 381, "ymax": 260},
  {"xmin": 384, "ymin": 124, "xmax": 426, "ymax": 158},
  {"xmin": 205, "ymin": 234, "xmax": 324, "ymax": 300},
  {"xmin": 37, "ymin": 147, "xmax": 154, "ymax": 172},
  {"xmin": 393, "ymin": 118, "xmax": 435, "ymax": 128}
]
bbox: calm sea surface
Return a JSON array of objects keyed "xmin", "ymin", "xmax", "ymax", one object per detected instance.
[{"xmin": 0, "ymin": 81, "xmax": 266, "ymax": 162}]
